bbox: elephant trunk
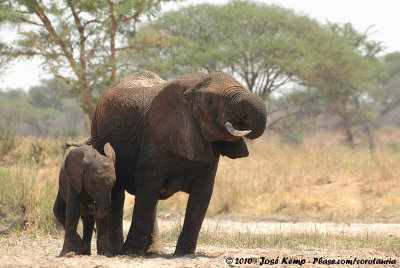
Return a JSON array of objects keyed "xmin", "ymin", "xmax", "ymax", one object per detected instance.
[
  {"xmin": 227, "ymin": 93, "xmax": 267, "ymax": 140},
  {"xmin": 95, "ymin": 193, "xmax": 111, "ymax": 219}
]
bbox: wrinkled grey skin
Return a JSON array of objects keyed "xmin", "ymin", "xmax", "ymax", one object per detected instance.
[
  {"xmin": 53, "ymin": 143, "xmax": 116, "ymax": 257},
  {"xmin": 90, "ymin": 71, "xmax": 267, "ymax": 256}
]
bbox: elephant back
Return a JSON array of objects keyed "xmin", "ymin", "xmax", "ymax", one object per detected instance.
[
  {"xmin": 91, "ymin": 71, "xmax": 165, "ymax": 158},
  {"xmin": 110, "ymin": 70, "xmax": 166, "ymax": 89}
]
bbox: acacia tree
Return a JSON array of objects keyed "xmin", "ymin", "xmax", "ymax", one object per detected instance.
[
  {"xmin": 377, "ymin": 52, "xmax": 400, "ymax": 116},
  {"xmin": 0, "ymin": 25, "xmax": 10, "ymax": 75},
  {"xmin": 0, "ymin": 0, "xmax": 175, "ymax": 122},
  {"xmin": 140, "ymin": 1, "xmax": 323, "ymax": 97},
  {"xmin": 136, "ymin": 1, "xmax": 365, "ymax": 129},
  {"xmin": 299, "ymin": 23, "xmax": 381, "ymax": 147}
]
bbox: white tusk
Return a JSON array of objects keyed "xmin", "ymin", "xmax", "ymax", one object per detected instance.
[{"xmin": 225, "ymin": 122, "xmax": 252, "ymax": 137}]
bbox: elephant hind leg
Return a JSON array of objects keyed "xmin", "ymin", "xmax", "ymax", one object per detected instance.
[{"xmin": 53, "ymin": 192, "xmax": 66, "ymax": 228}]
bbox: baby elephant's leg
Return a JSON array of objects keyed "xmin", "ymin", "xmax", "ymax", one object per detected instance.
[
  {"xmin": 96, "ymin": 216, "xmax": 113, "ymax": 257},
  {"xmin": 81, "ymin": 214, "xmax": 95, "ymax": 255},
  {"xmin": 60, "ymin": 196, "xmax": 87, "ymax": 256}
]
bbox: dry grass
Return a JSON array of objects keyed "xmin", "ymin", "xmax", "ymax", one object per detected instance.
[
  {"xmin": 160, "ymin": 130, "xmax": 400, "ymax": 222},
  {"xmin": 1, "ymin": 129, "xmax": 400, "ymax": 235},
  {"xmin": 0, "ymin": 137, "xmax": 65, "ymax": 233},
  {"xmin": 161, "ymin": 223, "xmax": 400, "ymax": 254}
]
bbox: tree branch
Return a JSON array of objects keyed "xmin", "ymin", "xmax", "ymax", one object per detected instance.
[
  {"xmin": 266, "ymin": 112, "xmax": 298, "ymax": 130},
  {"xmin": 48, "ymin": 60, "xmax": 73, "ymax": 86},
  {"xmin": 83, "ymin": 19, "xmax": 102, "ymax": 27},
  {"xmin": 67, "ymin": 0, "xmax": 87, "ymax": 82},
  {"xmin": 19, "ymin": 18, "xmax": 44, "ymax": 27},
  {"xmin": 107, "ymin": 0, "xmax": 117, "ymax": 81},
  {"xmin": 32, "ymin": 0, "xmax": 82, "ymax": 82},
  {"xmin": 115, "ymin": 0, "xmax": 152, "ymax": 23}
]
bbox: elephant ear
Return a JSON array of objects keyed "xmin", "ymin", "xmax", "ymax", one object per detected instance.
[
  {"xmin": 146, "ymin": 79, "xmax": 215, "ymax": 163},
  {"xmin": 104, "ymin": 143, "xmax": 116, "ymax": 165},
  {"xmin": 218, "ymin": 138, "xmax": 249, "ymax": 159},
  {"xmin": 64, "ymin": 149, "xmax": 84, "ymax": 193}
]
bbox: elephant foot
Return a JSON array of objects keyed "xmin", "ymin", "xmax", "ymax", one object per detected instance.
[
  {"xmin": 119, "ymin": 244, "xmax": 144, "ymax": 257},
  {"xmin": 144, "ymin": 238, "xmax": 165, "ymax": 255},
  {"xmin": 109, "ymin": 238, "xmax": 124, "ymax": 256},
  {"xmin": 81, "ymin": 248, "xmax": 91, "ymax": 256},
  {"xmin": 96, "ymin": 232, "xmax": 113, "ymax": 257},
  {"xmin": 173, "ymin": 246, "xmax": 195, "ymax": 257},
  {"xmin": 59, "ymin": 238, "xmax": 88, "ymax": 257},
  {"xmin": 97, "ymin": 248, "xmax": 114, "ymax": 257},
  {"xmin": 144, "ymin": 239, "xmax": 165, "ymax": 256}
]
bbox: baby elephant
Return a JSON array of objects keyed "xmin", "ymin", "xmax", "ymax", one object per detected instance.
[{"xmin": 53, "ymin": 143, "xmax": 116, "ymax": 257}]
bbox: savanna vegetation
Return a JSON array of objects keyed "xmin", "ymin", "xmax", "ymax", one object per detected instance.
[
  {"xmin": 1, "ymin": 130, "xmax": 400, "ymax": 230},
  {"xmin": 0, "ymin": 0, "xmax": 400, "ymax": 255}
]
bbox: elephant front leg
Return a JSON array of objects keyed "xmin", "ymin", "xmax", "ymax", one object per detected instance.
[
  {"xmin": 95, "ymin": 216, "xmax": 113, "ymax": 257},
  {"xmin": 144, "ymin": 203, "xmax": 165, "ymax": 255},
  {"xmin": 60, "ymin": 190, "xmax": 87, "ymax": 256},
  {"xmin": 174, "ymin": 166, "xmax": 217, "ymax": 257},
  {"xmin": 121, "ymin": 183, "xmax": 161, "ymax": 256}
]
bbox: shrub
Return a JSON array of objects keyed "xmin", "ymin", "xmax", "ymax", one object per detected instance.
[
  {"xmin": 387, "ymin": 142, "xmax": 400, "ymax": 153},
  {"xmin": 47, "ymin": 139, "xmax": 67, "ymax": 158},
  {"xmin": 29, "ymin": 140, "xmax": 45, "ymax": 164},
  {"xmin": 0, "ymin": 128, "xmax": 18, "ymax": 162},
  {"xmin": 0, "ymin": 165, "xmax": 57, "ymax": 233}
]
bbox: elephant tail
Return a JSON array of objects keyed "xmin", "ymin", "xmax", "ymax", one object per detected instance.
[{"xmin": 64, "ymin": 138, "xmax": 92, "ymax": 149}]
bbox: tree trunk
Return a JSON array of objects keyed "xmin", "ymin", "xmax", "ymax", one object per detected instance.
[
  {"xmin": 363, "ymin": 124, "xmax": 376, "ymax": 152},
  {"xmin": 342, "ymin": 113, "xmax": 355, "ymax": 148},
  {"xmin": 79, "ymin": 87, "xmax": 96, "ymax": 134}
]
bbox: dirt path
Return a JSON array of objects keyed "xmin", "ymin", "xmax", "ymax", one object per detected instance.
[
  {"xmin": 154, "ymin": 216, "xmax": 400, "ymax": 236},
  {"xmin": 1, "ymin": 217, "xmax": 399, "ymax": 267}
]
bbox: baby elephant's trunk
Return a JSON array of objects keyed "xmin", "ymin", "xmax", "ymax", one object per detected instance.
[{"xmin": 95, "ymin": 195, "xmax": 111, "ymax": 219}]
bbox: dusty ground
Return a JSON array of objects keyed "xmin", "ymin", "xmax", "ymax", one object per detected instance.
[
  {"xmin": 156, "ymin": 215, "xmax": 400, "ymax": 237},
  {"xmin": 1, "ymin": 217, "xmax": 399, "ymax": 267}
]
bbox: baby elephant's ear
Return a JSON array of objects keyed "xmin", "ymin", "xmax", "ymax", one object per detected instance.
[{"xmin": 104, "ymin": 143, "xmax": 116, "ymax": 165}]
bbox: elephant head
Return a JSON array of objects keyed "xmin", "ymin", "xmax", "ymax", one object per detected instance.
[
  {"xmin": 146, "ymin": 72, "xmax": 267, "ymax": 163},
  {"xmin": 69, "ymin": 143, "xmax": 116, "ymax": 219}
]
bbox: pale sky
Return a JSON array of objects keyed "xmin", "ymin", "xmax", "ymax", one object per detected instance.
[{"xmin": 1, "ymin": 0, "xmax": 399, "ymax": 90}]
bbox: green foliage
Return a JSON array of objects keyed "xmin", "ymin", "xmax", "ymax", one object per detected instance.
[
  {"xmin": 1, "ymin": 0, "xmax": 177, "ymax": 118},
  {"xmin": 137, "ymin": 1, "xmax": 388, "ymax": 140},
  {"xmin": 296, "ymin": 23, "xmax": 382, "ymax": 146},
  {"xmin": 29, "ymin": 79, "xmax": 69, "ymax": 110},
  {"xmin": 0, "ymin": 0, "xmax": 396, "ymax": 140},
  {"xmin": 376, "ymin": 52, "xmax": 400, "ymax": 116},
  {"xmin": 0, "ymin": 79, "xmax": 84, "ymax": 138},
  {"xmin": 138, "ymin": 1, "xmax": 353, "ymax": 100}
]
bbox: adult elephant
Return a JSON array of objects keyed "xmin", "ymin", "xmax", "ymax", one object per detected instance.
[{"xmin": 90, "ymin": 71, "xmax": 267, "ymax": 256}]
